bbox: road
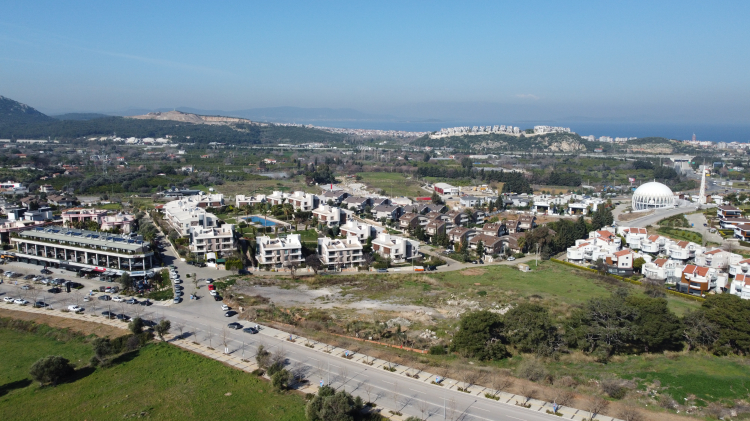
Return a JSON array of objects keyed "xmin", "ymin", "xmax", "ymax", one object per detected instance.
[{"xmin": 0, "ymin": 258, "xmax": 599, "ymax": 421}]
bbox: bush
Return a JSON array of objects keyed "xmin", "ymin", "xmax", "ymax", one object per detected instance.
[
  {"xmin": 29, "ymin": 355, "xmax": 75, "ymax": 386},
  {"xmin": 515, "ymin": 358, "xmax": 548, "ymax": 382},
  {"xmin": 271, "ymin": 369, "xmax": 291, "ymax": 392},
  {"xmin": 428, "ymin": 345, "xmax": 446, "ymax": 355}
]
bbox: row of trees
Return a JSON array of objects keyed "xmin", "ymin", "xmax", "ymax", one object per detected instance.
[{"xmin": 452, "ymin": 289, "xmax": 750, "ymax": 360}]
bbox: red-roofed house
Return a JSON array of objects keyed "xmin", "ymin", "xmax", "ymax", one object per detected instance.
[
  {"xmin": 642, "ymin": 258, "xmax": 684, "ymax": 283},
  {"xmin": 667, "ymin": 240, "xmax": 701, "ymax": 260},
  {"xmin": 729, "ymin": 274, "xmax": 750, "ymax": 299},
  {"xmin": 589, "ymin": 229, "xmax": 621, "ymax": 251},
  {"xmin": 695, "ymin": 248, "xmax": 743, "ymax": 269},
  {"xmin": 680, "ymin": 264, "xmax": 718, "ymax": 295},
  {"xmin": 606, "ymin": 249, "xmax": 635, "ymax": 275}
]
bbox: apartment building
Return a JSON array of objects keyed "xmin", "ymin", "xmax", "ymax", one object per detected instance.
[
  {"xmin": 321, "ymin": 190, "xmax": 348, "ymax": 205},
  {"xmin": 100, "ymin": 214, "xmax": 136, "ymax": 234},
  {"xmin": 235, "ymin": 194, "xmax": 266, "ymax": 207},
  {"xmin": 371, "ymin": 233, "xmax": 419, "ymax": 263},
  {"xmin": 518, "ymin": 215, "xmax": 536, "ymax": 231},
  {"xmin": 448, "ymin": 226, "xmax": 475, "ymax": 244},
  {"xmin": 266, "ymin": 191, "xmax": 290, "ymax": 206},
  {"xmin": 312, "ymin": 205, "xmax": 347, "ymax": 228},
  {"xmin": 317, "ymin": 237, "xmax": 364, "ymax": 269},
  {"xmin": 729, "ymin": 274, "xmax": 750, "ymax": 299},
  {"xmin": 11, "ymin": 227, "xmax": 154, "ymax": 275},
  {"xmin": 718, "ymin": 205, "xmax": 742, "ymax": 219},
  {"xmin": 680, "ymin": 264, "xmax": 719, "ymax": 295},
  {"xmin": 286, "ymin": 191, "xmax": 319, "ymax": 211},
  {"xmin": 189, "ymin": 224, "xmax": 235, "ymax": 257},
  {"xmin": 340, "ymin": 220, "xmax": 382, "ymax": 241},
  {"xmin": 163, "ymin": 199, "xmax": 220, "ymax": 236},
  {"xmin": 373, "ymin": 204, "xmax": 402, "ymax": 221},
  {"xmin": 667, "ymin": 240, "xmax": 701, "ymax": 260},
  {"xmin": 606, "ymin": 249, "xmax": 635, "ymax": 276},
  {"xmin": 399, "ymin": 213, "xmax": 421, "ymax": 230},
  {"xmin": 444, "ymin": 210, "xmax": 469, "ymax": 227},
  {"xmin": 694, "ymin": 248, "xmax": 742, "ymax": 269},
  {"xmin": 643, "ymin": 258, "xmax": 684, "ymax": 284},
  {"xmin": 425, "ymin": 219, "xmax": 447, "ymax": 237},
  {"xmin": 61, "ymin": 208, "xmax": 107, "ymax": 226},
  {"xmin": 469, "ymin": 234, "xmax": 503, "ymax": 255},
  {"xmin": 342, "ymin": 196, "xmax": 370, "ymax": 212},
  {"xmin": 255, "ymin": 234, "xmax": 303, "ymax": 268},
  {"xmin": 480, "ymin": 222, "xmax": 506, "ymax": 237}
]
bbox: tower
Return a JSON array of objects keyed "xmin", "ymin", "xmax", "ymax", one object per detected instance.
[
  {"xmin": 698, "ymin": 164, "xmax": 707, "ymax": 205},
  {"xmin": 692, "ymin": 133, "xmax": 696, "ymax": 142}
]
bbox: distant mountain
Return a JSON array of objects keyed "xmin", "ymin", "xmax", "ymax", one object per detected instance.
[
  {"xmin": 111, "ymin": 106, "xmax": 396, "ymax": 123},
  {"xmin": 52, "ymin": 113, "xmax": 111, "ymax": 121},
  {"xmin": 0, "ymin": 96, "xmax": 55, "ymax": 127}
]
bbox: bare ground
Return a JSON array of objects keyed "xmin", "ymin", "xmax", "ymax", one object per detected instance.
[{"xmin": 0, "ymin": 307, "xmax": 129, "ymax": 337}]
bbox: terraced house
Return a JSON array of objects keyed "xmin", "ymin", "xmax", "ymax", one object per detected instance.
[{"xmin": 11, "ymin": 227, "xmax": 155, "ymax": 276}]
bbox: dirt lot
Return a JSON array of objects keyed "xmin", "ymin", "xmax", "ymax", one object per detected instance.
[
  {"xmin": 0, "ymin": 308, "xmax": 129, "ymax": 337},
  {"xmin": 618, "ymin": 209, "xmax": 654, "ymax": 222}
]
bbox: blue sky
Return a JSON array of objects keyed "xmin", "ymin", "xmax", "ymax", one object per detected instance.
[{"xmin": 1, "ymin": 1, "xmax": 749, "ymax": 123}]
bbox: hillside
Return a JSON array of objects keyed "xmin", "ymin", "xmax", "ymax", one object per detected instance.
[
  {"xmin": 413, "ymin": 131, "xmax": 591, "ymax": 152},
  {"xmin": 52, "ymin": 113, "xmax": 111, "ymax": 120},
  {"xmin": 0, "ymin": 95, "xmax": 346, "ymax": 145},
  {"xmin": 0, "ymin": 96, "xmax": 55, "ymax": 127}
]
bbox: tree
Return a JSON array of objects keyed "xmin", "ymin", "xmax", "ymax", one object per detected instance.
[
  {"xmin": 681, "ymin": 309, "xmax": 719, "ymax": 351},
  {"xmin": 502, "ymin": 303, "xmax": 556, "ymax": 355},
  {"xmin": 476, "ymin": 240, "xmax": 484, "ymax": 259},
  {"xmin": 91, "ymin": 338, "xmax": 112, "ymax": 365},
  {"xmin": 285, "ymin": 261, "xmax": 299, "ymax": 280},
  {"xmin": 701, "ymin": 294, "xmax": 750, "ymax": 355},
  {"xmin": 128, "ymin": 317, "xmax": 144, "ymax": 335},
  {"xmin": 422, "ymin": 152, "xmax": 431, "ymax": 162},
  {"xmin": 625, "ymin": 295, "xmax": 682, "ymax": 353},
  {"xmin": 450, "ymin": 311, "xmax": 509, "ymax": 360},
  {"xmin": 271, "ymin": 369, "xmax": 292, "ymax": 392},
  {"xmin": 431, "ymin": 191, "xmax": 443, "ymax": 205},
  {"xmin": 566, "ymin": 290, "xmax": 638, "ymax": 358},
  {"xmin": 306, "ymin": 254, "xmax": 323, "ymax": 275},
  {"xmin": 29, "ymin": 355, "xmax": 74, "ymax": 386},
  {"xmin": 305, "ymin": 385, "xmax": 363, "ymax": 421},
  {"xmin": 632, "ymin": 257, "xmax": 646, "ymax": 273},
  {"xmin": 155, "ymin": 319, "xmax": 171, "ymax": 341},
  {"xmin": 118, "ymin": 273, "xmax": 131, "ymax": 291}
]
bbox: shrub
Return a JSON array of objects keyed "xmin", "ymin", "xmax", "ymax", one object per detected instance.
[
  {"xmin": 515, "ymin": 358, "xmax": 548, "ymax": 382},
  {"xmin": 428, "ymin": 345, "xmax": 447, "ymax": 355},
  {"xmin": 29, "ymin": 355, "xmax": 75, "ymax": 386}
]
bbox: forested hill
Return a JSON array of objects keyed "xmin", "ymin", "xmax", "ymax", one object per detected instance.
[
  {"xmin": 412, "ymin": 131, "xmax": 593, "ymax": 153},
  {"xmin": 0, "ymin": 95, "xmax": 346, "ymax": 145},
  {"xmin": 0, "ymin": 96, "xmax": 55, "ymax": 127}
]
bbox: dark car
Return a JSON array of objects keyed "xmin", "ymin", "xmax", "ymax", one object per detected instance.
[
  {"xmin": 48, "ymin": 287, "xmax": 61, "ymax": 293},
  {"xmin": 116, "ymin": 314, "xmax": 130, "ymax": 321},
  {"xmin": 196, "ymin": 262, "xmax": 207, "ymax": 268},
  {"xmin": 228, "ymin": 322, "xmax": 242, "ymax": 330},
  {"xmin": 224, "ymin": 310, "xmax": 236, "ymax": 317},
  {"xmin": 98, "ymin": 294, "xmax": 111, "ymax": 301},
  {"xmin": 101, "ymin": 311, "xmax": 115, "ymax": 319},
  {"xmin": 173, "ymin": 285, "xmax": 183, "ymax": 291},
  {"xmin": 34, "ymin": 301, "xmax": 48, "ymax": 308},
  {"xmin": 41, "ymin": 269, "xmax": 52, "ymax": 274},
  {"xmin": 139, "ymin": 299, "xmax": 152, "ymax": 306},
  {"xmin": 24, "ymin": 274, "xmax": 35, "ymax": 280},
  {"xmin": 213, "ymin": 295, "xmax": 222, "ymax": 301},
  {"xmin": 243, "ymin": 327, "xmax": 258, "ymax": 334},
  {"xmin": 478, "ymin": 260, "xmax": 484, "ymax": 264},
  {"xmin": 428, "ymin": 266, "xmax": 437, "ymax": 271},
  {"xmin": 376, "ymin": 269, "xmax": 388, "ymax": 273}
]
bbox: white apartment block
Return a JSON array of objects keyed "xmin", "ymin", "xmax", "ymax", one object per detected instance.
[
  {"xmin": 371, "ymin": 233, "xmax": 419, "ymax": 264},
  {"xmin": 235, "ymin": 194, "xmax": 266, "ymax": 207},
  {"xmin": 340, "ymin": 220, "xmax": 382, "ymax": 241},
  {"xmin": 642, "ymin": 258, "xmax": 684, "ymax": 284},
  {"xmin": 189, "ymin": 224, "xmax": 235, "ymax": 257},
  {"xmin": 729, "ymin": 274, "xmax": 750, "ymax": 299},
  {"xmin": 163, "ymin": 199, "xmax": 220, "ymax": 236},
  {"xmin": 100, "ymin": 214, "xmax": 136, "ymax": 234},
  {"xmin": 312, "ymin": 205, "xmax": 347, "ymax": 228},
  {"xmin": 317, "ymin": 237, "xmax": 364, "ymax": 269},
  {"xmin": 286, "ymin": 191, "xmax": 319, "ymax": 211},
  {"xmin": 694, "ymin": 248, "xmax": 742, "ymax": 270},
  {"xmin": 267, "ymin": 191, "xmax": 290, "ymax": 206},
  {"xmin": 255, "ymin": 234, "xmax": 303, "ymax": 268}
]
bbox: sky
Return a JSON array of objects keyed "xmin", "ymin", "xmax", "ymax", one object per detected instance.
[{"xmin": 1, "ymin": 1, "xmax": 749, "ymax": 124}]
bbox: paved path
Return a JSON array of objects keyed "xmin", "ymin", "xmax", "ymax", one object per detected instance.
[{"xmin": 0, "ymin": 282, "xmax": 620, "ymax": 421}]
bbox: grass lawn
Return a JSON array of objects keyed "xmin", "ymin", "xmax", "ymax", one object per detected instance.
[
  {"xmin": 0, "ymin": 329, "xmax": 306, "ymax": 421},
  {"xmin": 293, "ymin": 229, "xmax": 319, "ymax": 243},
  {"xmin": 657, "ymin": 227, "xmax": 703, "ymax": 243},
  {"xmin": 356, "ymin": 172, "xmax": 425, "ymax": 198}
]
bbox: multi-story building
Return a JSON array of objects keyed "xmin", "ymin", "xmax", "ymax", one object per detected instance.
[
  {"xmin": 444, "ymin": 210, "xmax": 469, "ymax": 228},
  {"xmin": 235, "ymin": 194, "xmax": 266, "ymax": 208},
  {"xmin": 425, "ymin": 219, "xmax": 447, "ymax": 237},
  {"xmin": 480, "ymin": 222, "xmax": 506, "ymax": 237},
  {"xmin": 434, "ymin": 183, "xmax": 459, "ymax": 195},
  {"xmin": 694, "ymin": 248, "xmax": 742, "ymax": 270},
  {"xmin": 729, "ymin": 274, "xmax": 750, "ymax": 299},
  {"xmin": 619, "ymin": 227, "xmax": 649, "ymax": 249},
  {"xmin": 667, "ymin": 240, "xmax": 702, "ymax": 260},
  {"xmin": 255, "ymin": 234, "xmax": 303, "ymax": 269},
  {"xmin": 606, "ymin": 249, "xmax": 635, "ymax": 276},
  {"xmin": 448, "ymin": 227, "xmax": 475, "ymax": 244},
  {"xmin": 11, "ymin": 227, "xmax": 154, "ymax": 275},
  {"xmin": 163, "ymin": 199, "xmax": 220, "ymax": 236},
  {"xmin": 718, "ymin": 205, "xmax": 742, "ymax": 219},
  {"xmin": 320, "ymin": 190, "xmax": 348, "ymax": 205},
  {"xmin": 371, "ymin": 233, "xmax": 419, "ymax": 263},
  {"xmin": 340, "ymin": 220, "xmax": 382, "ymax": 241},
  {"xmin": 342, "ymin": 196, "xmax": 370, "ymax": 212},
  {"xmin": 518, "ymin": 215, "xmax": 537, "ymax": 231},
  {"xmin": 680, "ymin": 264, "xmax": 719, "ymax": 295},
  {"xmin": 373, "ymin": 204, "xmax": 402, "ymax": 221},
  {"xmin": 286, "ymin": 191, "xmax": 319, "ymax": 212},
  {"xmin": 100, "ymin": 214, "xmax": 136, "ymax": 234},
  {"xmin": 266, "ymin": 191, "xmax": 290, "ymax": 206},
  {"xmin": 189, "ymin": 224, "xmax": 235, "ymax": 257},
  {"xmin": 312, "ymin": 205, "xmax": 347, "ymax": 228},
  {"xmin": 643, "ymin": 258, "xmax": 684, "ymax": 284},
  {"xmin": 317, "ymin": 237, "xmax": 364, "ymax": 269},
  {"xmin": 399, "ymin": 213, "xmax": 421, "ymax": 230},
  {"xmin": 469, "ymin": 234, "xmax": 503, "ymax": 255},
  {"xmin": 61, "ymin": 208, "xmax": 107, "ymax": 227}
]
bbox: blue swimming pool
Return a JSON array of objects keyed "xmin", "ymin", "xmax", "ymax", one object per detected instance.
[{"xmin": 249, "ymin": 216, "xmax": 276, "ymax": 227}]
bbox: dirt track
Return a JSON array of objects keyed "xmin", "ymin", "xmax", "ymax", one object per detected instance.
[{"xmin": 0, "ymin": 307, "xmax": 129, "ymax": 337}]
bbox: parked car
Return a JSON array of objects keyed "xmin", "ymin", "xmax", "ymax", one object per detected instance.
[
  {"xmin": 34, "ymin": 301, "xmax": 48, "ymax": 308},
  {"xmin": 21, "ymin": 284, "xmax": 31, "ymax": 290},
  {"xmin": 98, "ymin": 294, "xmax": 111, "ymax": 301},
  {"xmin": 14, "ymin": 299, "xmax": 28, "ymax": 305},
  {"xmin": 221, "ymin": 304, "xmax": 230, "ymax": 311},
  {"xmin": 48, "ymin": 287, "xmax": 61, "ymax": 293},
  {"xmin": 173, "ymin": 285, "xmax": 183, "ymax": 291},
  {"xmin": 173, "ymin": 297, "xmax": 181, "ymax": 304},
  {"xmin": 41, "ymin": 268, "xmax": 52, "ymax": 274},
  {"xmin": 116, "ymin": 314, "xmax": 130, "ymax": 321},
  {"xmin": 174, "ymin": 290, "xmax": 183, "ymax": 296},
  {"xmin": 24, "ymin": 274, "xmax": 35, "ymax": 280},
  {"xmin": 126, "ymin": 298, "xmax": 138, "ymax": 305},
  {"xmin": 139, "ymin": 299, "xmax": 152, "ymax": 306},
  {"xmin": 376, "ymin": 269, "xmax": 388, "ymax": 273},
  {"xmin": 172, "ymin": 279, "xmax": 182, "ymax": 284},
  {"xmin": 68, "ymin": 305, "xmax": 82, "ymax": 312},
  {"xmin": 209, "ymin": 290, "xmax": 217, "ymax": 296},
  {"xmin": 213, "ymin": 295, "xmax": 222, "ymax": 301},
  {"xmin": 3, "ymin": 297, "xmax": 14, "ymax": 303},
  {"xmin": 508, "ymin": 256, "xmax": 516, "ymax": 261},
  {"xmin": 228, "ymin": 322, "xmax": 242, "ymax": 330},
  {"xmin": 206, "ymin": 278, "xmax": 214, "ymax": 283},
  {"xmin": 83, "ymin": 296, "xmax": 91, "ymax": 302},
  {"xmin": 112, "ymin": 296, "xmax": 123, "ymax": 302},
  {"xmin": 224, "ymin": 311, "xmax": 236, "ymax": 317},
  {"xmin": 101, "ymin": 311, "xmax": 115, "ymax": 319},
  {"xmin": 243, "ymin": 327, "xmax": 258, "ymax": 334}
]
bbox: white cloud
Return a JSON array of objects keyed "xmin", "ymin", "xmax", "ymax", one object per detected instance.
[{"xmin": 515, "ymin": 94, "xmax": 539, "ymax": 100}]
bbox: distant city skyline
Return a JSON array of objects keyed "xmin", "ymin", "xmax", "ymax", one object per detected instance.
[{"xmin": 1, "ymin": 1, "xmax": 749, "ymax": 125}]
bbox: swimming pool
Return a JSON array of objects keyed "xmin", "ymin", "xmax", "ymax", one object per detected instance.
[{"xmin": 248, "ymin": 216, "xmax": 276, "ymax": 227}]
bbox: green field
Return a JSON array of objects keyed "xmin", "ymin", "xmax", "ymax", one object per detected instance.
[
  {"xmin": 356, "ymin": 172, "xmax": 426, "ymax": 198},
  {"xmin": 0, "ymin": 328, "xmax": 306, "ymax": 420}
]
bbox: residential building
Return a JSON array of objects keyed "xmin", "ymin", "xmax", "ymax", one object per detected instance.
[
  {"xmin": 286, "ymin": 191, "xmax": 319, "ymax": 212},
  {"xmin": 518, "ymin": 215, "xmax": 536, "ymax": 231},
  {"xmin": 425, "ymin": 219, "xmax": 447, "ymax": 237},
  {"xmin": 619, "ymin": 227, "xmax": 649, "ymax": 249},
  {"xmin": 61, "ymin": 208, "xmax": 108, "ymax": 227},
  {"xmin": 399, "ymin": 213, "xmax": 421, "ymax": 230},
  {"xmin": 694, "ymin": 248, "xmax": 742, "ymax": 270},
  {"xmin": 100, "ymin": 214, "xmax": 136, "ymax": 234},
  {"xmin": 317, "ymin": 237, "xmax": 364, "ymax": 269},
  {"xmin": 321, "ymin": 190, "xmax": 348, "ymax": 205},
  {"xmin": 255, "ymin": 234, "xmax": 303, "ymax": 268},
  {"xmin": 481, "ymin": 222, "xmax": 506, "ymax": 237},
  {"xmin": 642, "ymin": 258, "xmax": 684, "ymax": 284},
  {"xmin": 312, "ymin": 205, "xmax": 347, "ymax": 228},
  {"xmin": 566, "ymin": 241, "xmax": 597, "ymax": 263},
  {"xmin": 471, "ymin": 210, "xmax": 486, "ymax": 225},
  {"xmin": 729, "ymin": 274, "xmax": 750, "ymax": 299},
  {"xmin": 340, "ymin": 220, "xmax": 382, "ymax": 241},
  {"xmin": 667, "ymin": 240, "xmax": 702, "ymax": 260},
  {"xmin": 680, "ymin": 265, "xmax": 718, "ymax": 295},
  {"xmin": 47, "ymin": 194, "xmax": 76, "ymax": 208},
  {"xmin": 729, "ymin": 258, "xmax": 750, "ymax": 276},
  {"xmin": 506, "ymin": 219, "xmax": 521, "ymax": 234},
  {"xmin": 718, "ymin": 205, "xmax": 742, "ymax": 219},
  {"xmin": 469, "ymin": 233, "xmax": 503, "ymax": 255},
  {"xmin": 189, "ymin": 224, "xmax": 235, "ymax": 257},
  {"xmin": 720, "ymin": 217, "xmax": 750, "ymax": 230},
  {"xmin": 267, "ymin": 190, "xmax": 290, "ymax": 206},
  {"xmin": 163, "ymin": 198, "xmax": 221, "ymax": 236},
  {"xmin": 734, "ymin": 223, "xmax": 750, "ymax": 241},
  {"xmin": 444, "ymin": 210, "xmax": 469, "ymax": 227},
  {"xmin": 459, "ymin": 195, "xmax": 482, "ymax": 207},
  {"xmin": 371, "ymin": 233, "xmax": 419, "ymax": 263},
  {"xmin": 342, "ymin": 196, "xmax": 370, "ymax": 212},
  {"xmin": 448, "ymin": 227, "xmax": 476, "ymax": 244},
  {"xmin": 235, "ymin": 194, "xmax": 266, "ymax": 207},
  {"xmin": 606, "ymin": 249, "xmax": 635, "ymax": 276},
  {"xmin": 589, "ymin": 229, "xmax": 622, "ymax": 252},
  {"xmin": 500, "ymin": 233, "xmax": 525, "ymax": 254},
  {"xmin": 373, "ymin": 204, "xmax": 402, "ymax": 221},
  {"xmin": 639, "ymin": 234, "xmax": 667, "ymax": 254},
  {"xmin": 11, "ymin": 227, "xmax": 155, "ymax": 275},
  {"xmin": 22, "ymin": 207, "xmax": 54, "ymax": 222}
]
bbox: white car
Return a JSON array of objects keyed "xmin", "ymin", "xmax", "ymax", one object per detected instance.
[
  {"xmin": 83, "ymin": 296, "xmax": 91, "ymax": 302},
  {"xmin": 112, "ymin": 296, "xmax": 123, "ymax": 302},
  {"xmin": 210, "ymin": 290, "xmax": 217, "ymax": 296},
  {"xmin": 172, "ymin": 279, "xmax": 182, "ymax": 284},
  {"xmin": 14, "ymin": 299, "xmax": 29, "ymax": 305},
  {"xmin": 68, "ymin": 305, "xmax": 82, "ymax": 312},
  {"xmin": 3, "ymin": 297, "xmax": 14, "ymax": 303},
  {"xmin": 508, "ymin": 256, "xmax": 516, "ymax": 261},
  {"xmin": 221, "ymin": 304, "xmax": 229, "ymax": 311}
]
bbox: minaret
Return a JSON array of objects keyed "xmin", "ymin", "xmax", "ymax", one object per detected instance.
[{"xmin": 698, "ymin": 164, "xmax": 707, "ymax": 205}]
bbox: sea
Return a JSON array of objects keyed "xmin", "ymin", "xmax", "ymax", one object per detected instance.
[{"xmin": 305, "ymin": 120, "xmax": 750, "ymax": 143}]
